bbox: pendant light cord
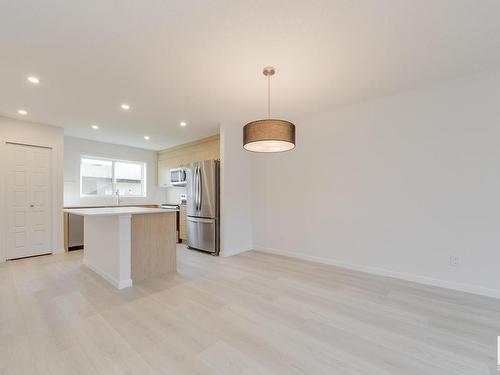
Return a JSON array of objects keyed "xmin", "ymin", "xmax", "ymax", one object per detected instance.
[{"xmin": 268, "ymin": 74, "xmax": 271, "ymax": 119}]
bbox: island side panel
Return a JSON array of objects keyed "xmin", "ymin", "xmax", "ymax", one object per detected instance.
[
  {"xmin": 83, "ymin": 214, "xmax": 132, "ymax": 289},
  {"xmin": 131, "ymin": 212, "xmax": 176, "ymax": 282}
]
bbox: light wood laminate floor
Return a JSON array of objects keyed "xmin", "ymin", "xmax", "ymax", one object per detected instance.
[{"xmin": 1, "ymin": 245, "xmax": 499, "ymax": 374}]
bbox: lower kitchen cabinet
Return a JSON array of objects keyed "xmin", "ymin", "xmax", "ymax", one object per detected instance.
[{"xmin": 179, "ymin": 205, "xmax": 187, "ymax": 242}]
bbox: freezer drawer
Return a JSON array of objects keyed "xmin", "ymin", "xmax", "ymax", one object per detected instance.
[{"xmin": 187, "ymin": 216, "xmax": 216, "ymax": 253}]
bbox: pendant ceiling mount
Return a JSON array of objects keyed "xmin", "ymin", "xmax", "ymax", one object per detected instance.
[
  {"xmin": 243, "ymin": 66, "xmax": 296, "ymax": 153},
  {"xmin": 262, "ymin": 66, "xmax": 275, "ymax": 77}
]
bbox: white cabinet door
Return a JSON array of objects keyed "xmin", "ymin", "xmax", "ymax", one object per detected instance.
[{"xmin": 6, "ymin": 143, "xmax": 52, "ymax": 259}]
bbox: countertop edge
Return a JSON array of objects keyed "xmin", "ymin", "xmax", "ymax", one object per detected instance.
[{"xmin": 63, "ymin": 208, "xmax": 179, "ymax": 217}]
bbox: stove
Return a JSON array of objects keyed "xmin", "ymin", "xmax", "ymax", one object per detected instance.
[{"xmin": 160, "ymin": 203, "xmax": 180, "ymax": 210}]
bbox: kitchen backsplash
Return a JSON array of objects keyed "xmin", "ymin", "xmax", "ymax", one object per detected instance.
[{"xmin": 165, "ymin": 186, "xmax": 187, "ymax": 204}]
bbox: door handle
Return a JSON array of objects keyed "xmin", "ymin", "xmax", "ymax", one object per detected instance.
[
  {"xmin": 195, "ymin": 167, "xmax": 198, "ymax": 211},
  {"xmin": 194, "ymin": 167, "xmax": 197, "ymax": 211},
  {"xmin": 196, "ymin": 167, "xmax": 200, "ymax": 211},
  {"xmin": 195, "ymin": 166, "xmax": 200, "ymax": 211},
  {"xmin": 195, "ymin": 166, "xmax": 199, "ymax": 211},
  {"xmin": 198, "ymin": 167, "xmax": 202, "ymax": 211},
  {"xmin": 187, "ymin": 217, "xmax": 214, "ymax": 224}
]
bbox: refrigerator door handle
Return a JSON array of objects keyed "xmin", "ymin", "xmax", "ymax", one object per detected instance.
[
  {"xmin": 193, "ymin": 166, "xmax": 197, "ymax": 211},
  {"xmin": 194, "ymin": 166, "xmax": 198, "ymax": 211},
  {"xmin": 195, "ymin": 166, "xmax": 200, "ymax": 211},
  {"xmin": 197, "ymin": 166, "xmax": 202, "ymax": 211},
  {"xmin": 187, "ymin": 217, "xmax": 214, "ymax": 224},
  {"xmin": 198, "ymin": 166, "xmax": 202, "ymax": 212}
]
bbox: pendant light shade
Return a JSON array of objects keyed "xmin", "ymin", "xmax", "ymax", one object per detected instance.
[
  {"xmin": 243, "ymin": 119, "xmax": 295, "ymax": 152},
  {"xmin": 243, "ymin": 67, "xmax": 296, "ymax": 153}
]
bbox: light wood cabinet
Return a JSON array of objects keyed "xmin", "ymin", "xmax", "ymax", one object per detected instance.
[
  {"xmin": 157, "ymin": 135, "xmax": 220, "ymax": 187},
  {"xmin": 131, "ymin": 212, "xmax": 176, "ymax": 282},
  {"xmin": 179, "ymin": 205, "xmax": 187, "ymax": 242},
  {"xmin": 157, "ymin": 159, "xmax": 172, "ymax": 187}
]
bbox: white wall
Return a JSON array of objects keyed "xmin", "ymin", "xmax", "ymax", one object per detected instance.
[
  {"xmin": 165, "ymin": 186, "xmax": 186, "ymax": 204},
  {"xmin": 64, "ymin": 136, "xmax": 166, "ymax": 206},
  {"xmin": 0, "ymin": 117, "xmax": 65, "ymax": 261},
  {"xmin": 219, "ymin": 123, "xmax": 254, "ymax": 257},
  {"xmin": 251, "ymin": 68, "xmax": 500, "ymax": 298}
]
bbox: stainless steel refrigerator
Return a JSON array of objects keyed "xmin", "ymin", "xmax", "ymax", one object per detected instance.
[{"xmin": 186, "ymin": 160, "xmax": 220, "ymax": 255}]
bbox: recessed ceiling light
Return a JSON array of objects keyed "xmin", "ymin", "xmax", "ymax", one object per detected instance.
[
  {"xmin": 180, "ymin": 121, "xmax": 187, "ymax": 127},
  {"xmin": 91, "ymin": 124, "xmax": 99, "ymax": 130},
  {"xmin": 18, "ymin": 109, "xmax": 27, "ymax": 115},
  {"xmin": 144, "ymin": 136, "xmax": 150, "ymax": 140},
  {"xmin": 121, "ymin": 104, "xmax": 130, "ymax": 110},
  {"xmin": 27, "ymin": 76, "xmax": 40, "ymax": 84}
]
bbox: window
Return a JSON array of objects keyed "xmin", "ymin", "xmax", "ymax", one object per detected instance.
[{"xmin": 80, "ymin": 157, "xmax": 147, "ymax": 197}]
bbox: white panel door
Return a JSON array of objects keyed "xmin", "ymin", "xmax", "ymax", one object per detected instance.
[{"xmin": 5, "ymin": 143, "xmax": 52, "ymax": 259}]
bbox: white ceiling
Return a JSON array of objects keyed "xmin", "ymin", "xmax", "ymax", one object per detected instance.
[{"xmin": 1, "ymin": 0, "xmax": 500, "ymax": 150}]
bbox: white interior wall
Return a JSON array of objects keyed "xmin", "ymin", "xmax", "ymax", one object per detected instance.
[
  {"xmin": 0, "ymin": 116, "xmax": 64, "ymax": 261},
  {"xmin": 251, "ymin": 68, "xmax": 500, "ymax": 298},
  {"xmin": 165, "ymin": 186, "xmax": 187, "ymax": 204},
  {"xmin": 219, "ymin": 123, "xmax": 254, "ymax": 257},
  {"xmin": 64, "ymin": 136, "xmax": 166, "ymax": 206}
]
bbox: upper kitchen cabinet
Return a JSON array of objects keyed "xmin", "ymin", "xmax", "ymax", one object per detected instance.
[
  {"xmin": 157, "ymin": 159, "xmax": 173, "ymax": 187},
  {"xmin": 157, "ymin": 135, "xmax": 220, "ymax": 187}
]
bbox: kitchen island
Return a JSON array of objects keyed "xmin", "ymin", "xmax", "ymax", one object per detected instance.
[{"xmin": 63, "ymin": 207, "xmax": 178, "ymax": 289}]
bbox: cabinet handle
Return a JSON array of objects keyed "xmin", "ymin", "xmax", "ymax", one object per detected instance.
[{"xmin": 30, "ymin": 204, "xmax": 34, "ymax": 207}]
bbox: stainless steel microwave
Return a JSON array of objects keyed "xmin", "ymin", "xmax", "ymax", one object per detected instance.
[{"xmin": 170, "ymin": 167, "xmax": 187, "ymax": 186}]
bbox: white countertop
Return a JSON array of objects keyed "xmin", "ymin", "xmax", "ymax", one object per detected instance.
[
  {"xmin": 64, "ymin": 203, "xmax": 164, "ymax": 209},
  {"xmin": 64, "ymin": 207, "xmax": 178, "ymax": 216}
]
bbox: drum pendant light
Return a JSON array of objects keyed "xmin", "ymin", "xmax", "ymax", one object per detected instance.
[{"xmin": 243, "ymin": 67, "xmax": 296, "ymax": 153}]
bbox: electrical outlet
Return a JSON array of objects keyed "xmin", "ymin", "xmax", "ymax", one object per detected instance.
[{"xmin": 450, "ymin": 255, "xmax": 460, "ymax": 267}]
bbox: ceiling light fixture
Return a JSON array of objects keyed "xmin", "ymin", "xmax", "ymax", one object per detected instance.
[
  {"xmin": 243, "ymin": 66, "xmax": 296, "ymax": 153},
  {"xmin": 27, "ymin": 76, "xmax": 40, "ymax": 84},
  {"xmin": 180, "ymin": 121, "xmax": 187, "ymax": 127},
  {"xmin": 91, "ymin": 124, "xmax": 99, "ymax": 129},
  {"xmin": 18, "ymin": 109, "xmax": 28, "ymax": 115},
  {"xmin": 121, "ymin": 103, "xmax": 130, "ymax": 110},
  {"xmin": 144, "ymin": 136, "xmax": 150, "ymax": 140}
]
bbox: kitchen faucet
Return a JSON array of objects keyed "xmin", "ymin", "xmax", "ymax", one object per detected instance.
[{"xmin": 115, "ymin": 189, "xmax": 121, "ymax": 205}]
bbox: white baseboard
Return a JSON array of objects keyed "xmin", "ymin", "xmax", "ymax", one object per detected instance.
[
  {"xmin": 220, "ymin": 247, "xmax": 252, "ymax": 257},
  {"xmin": 255, "ymin": 247, "xmax": 500, "ymax": 300},
  {"xmin": 83, "ymin": 260, "xmax": 132, "ymax": 289},
  {"xmin": 52, "ymin": 248, "xmax": 66, "ymax": 255},
  {"xmin": 117, "ymin": 278, "xmax": 133, "ymax": 289}
]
